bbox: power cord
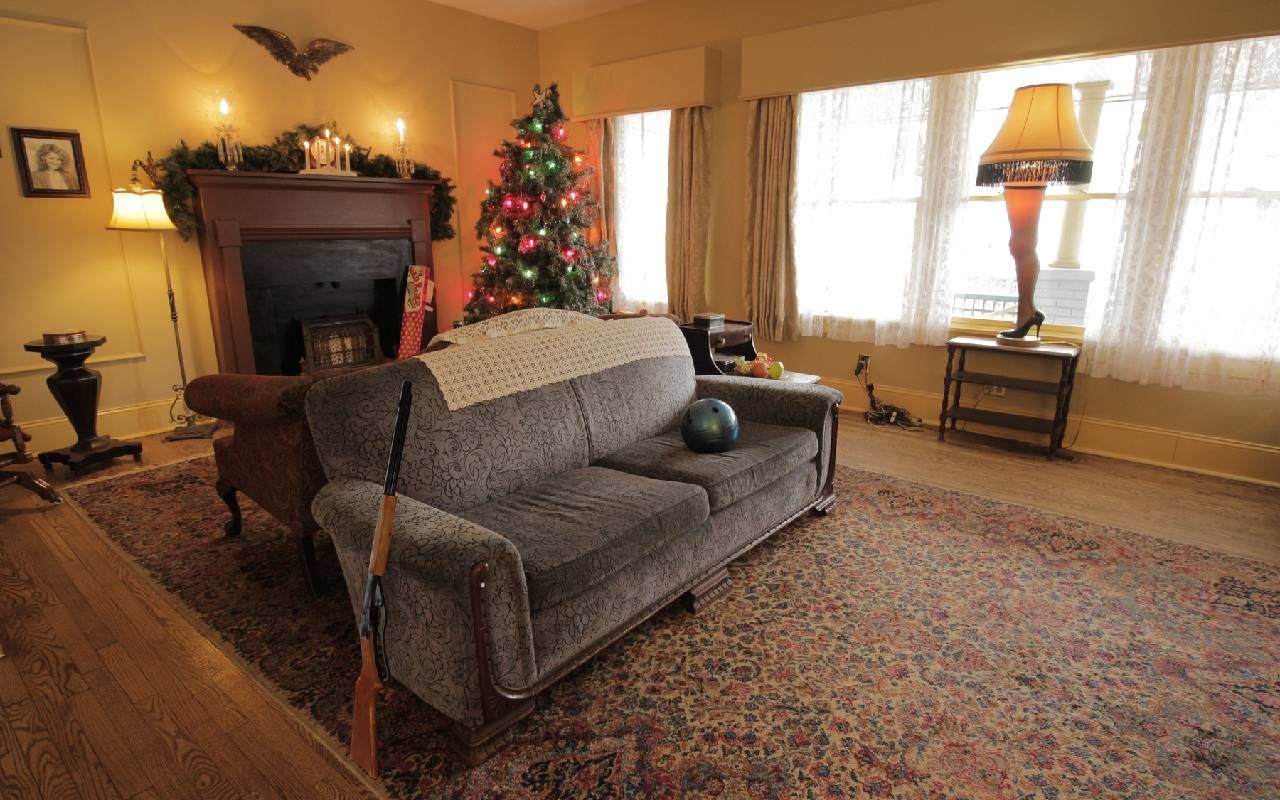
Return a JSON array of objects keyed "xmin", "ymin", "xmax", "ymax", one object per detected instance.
[{"xmin": 855, "ymin": 359, "xmax": 924, "ymax": 430}]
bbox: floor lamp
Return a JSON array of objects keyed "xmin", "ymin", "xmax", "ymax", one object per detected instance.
[
  {"xmin": 107, "ymin": 153, "xmax": 218, "ymax": 441},
  {"xmin": 976, "ymin": 83, "xmax": 1094, "ymax": 347}
]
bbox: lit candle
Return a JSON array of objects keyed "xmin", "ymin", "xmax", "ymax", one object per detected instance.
[
  {"xmin": 333, "ymin": 136, "xmax": 340, "ymax": 169},
  {"xmin": 302, "ymin": 139, "xmax": 310, "ymax": 169},
  {"xmin": 343, "ymin": 142, "xmax": 351, "ymax": 172},
  {"xmin": 218, "ymin": 97, "xmax": 230, "ymax": 119},
  {"xmin": 395, "ymin": 118, "xmax": 406, "ymax": 144}
]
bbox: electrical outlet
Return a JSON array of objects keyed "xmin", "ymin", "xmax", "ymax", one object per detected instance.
[
  {"xmin": 982, "ymin": 385, "xmax": 1007, "ymax": 397},
  {"xmin": 855, "ymin": 353, "xmax": 870, "ymax": 377}
]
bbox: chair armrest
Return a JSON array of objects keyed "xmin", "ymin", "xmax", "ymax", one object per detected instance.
[
  {"xmin": 188, "ymin": 368, "xmax": 357, "ymax": 425},
  {"xmin": 185, "ymin": 374, "xmax": 309, "ymax": 425}
]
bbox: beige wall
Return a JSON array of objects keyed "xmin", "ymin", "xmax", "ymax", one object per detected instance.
[
  {"xmin": 540, "ymin": 0, "xmax": 1280, "ymax": 482},
  {"xmin": 0, "ymin": 0, "xmax": 536, "ymax": 442}
]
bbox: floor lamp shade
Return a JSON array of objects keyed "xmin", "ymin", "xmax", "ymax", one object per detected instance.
[
  {"xmin": 107, "ymin": 187, "xmax": 176, "ymax": 231},
  {"xmin": 977, "ymin": 83, "xmax": 1094, "ymax": 187}
]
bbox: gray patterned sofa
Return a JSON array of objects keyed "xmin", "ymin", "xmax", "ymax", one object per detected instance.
[{"xmin": 305, "ymin": 317, "xmax": 841, "ymax": 762}]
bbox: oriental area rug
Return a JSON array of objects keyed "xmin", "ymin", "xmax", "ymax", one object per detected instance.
[{"xmin": 67, "ymin": 458, "xmax": 1279, "ymax": 799}]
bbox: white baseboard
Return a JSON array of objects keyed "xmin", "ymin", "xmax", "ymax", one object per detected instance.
[
  {"xmin": 822, "ymin": 376, "xmax": 1280, "ymax": 488},
  {"xmin": 20, "ymin": 398, "xmax": 178, "ymax": 446}
]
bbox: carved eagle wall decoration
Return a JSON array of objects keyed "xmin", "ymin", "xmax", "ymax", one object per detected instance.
[{"xmin": 233, "ymin": 25, "xmax": 353, "ymax": 80}]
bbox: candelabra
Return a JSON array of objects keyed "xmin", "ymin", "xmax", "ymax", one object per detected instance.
[
  {"xmin": 215, "ymin": 98, "xmax": 243, "ymax": 171},
  {"xmin": 393, "ymin": 117, "xmax": 413, "ymax": 179},
  {"xmin": 300, "ymin": 127, "xmax": 356, "ymax": 176}
]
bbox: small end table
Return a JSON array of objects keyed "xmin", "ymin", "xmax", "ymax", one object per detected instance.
[
  {"xmin": 939, "ymin": 335, "xmax": 1080, "ymax": 459},
  {"xmin": 24, "ymin": 336, "xmax": 142, "ymax": 476}
]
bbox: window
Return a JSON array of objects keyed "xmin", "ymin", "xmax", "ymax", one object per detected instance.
[
  {"xmin": 612, "ymin": 109, "xmax": 671, "ymax": 312},
  {"xmin": 791, "ymin": 36, "xmax": 1280, "ymax": 367},
  {"xmin": 794, "ymin": 79, "xmax": 931, "ymax": 340}
]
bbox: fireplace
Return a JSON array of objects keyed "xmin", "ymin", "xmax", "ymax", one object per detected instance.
[{"xmin": 187, "ymin": 170, "xmax": 437, "ymax": 374}]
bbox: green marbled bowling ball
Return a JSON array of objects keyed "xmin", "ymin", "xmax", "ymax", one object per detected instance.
[{"xmin": 680, "ymin": 398, "xmax": 740, "ymax": 454}]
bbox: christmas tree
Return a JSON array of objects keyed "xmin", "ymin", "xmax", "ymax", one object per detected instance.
[{"xmin": 464, "ymin": 84, "xmax": 615, "ymax": 322}]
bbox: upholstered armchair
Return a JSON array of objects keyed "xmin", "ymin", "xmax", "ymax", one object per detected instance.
[{"xmin": 186, "ymin": 371, "xmax": 345, "ymax": 595}]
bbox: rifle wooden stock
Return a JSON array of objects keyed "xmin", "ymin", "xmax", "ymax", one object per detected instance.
[{"xmin": 350, "ymin": 381, "xmax": 412, "ymax": 778}]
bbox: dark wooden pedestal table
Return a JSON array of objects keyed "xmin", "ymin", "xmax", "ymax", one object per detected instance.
[
  {"xmin": 24, "ymin": 336, "xmax": 142, "ymax": 476},
  {"xmin": 939, "ymin": 335, "xmax": 1081, "ymax": 459}
]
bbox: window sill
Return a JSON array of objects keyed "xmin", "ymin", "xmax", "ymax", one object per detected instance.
[{"xmin": 949, "ymin": 318, "xmax": 1085, "ymax": 345}]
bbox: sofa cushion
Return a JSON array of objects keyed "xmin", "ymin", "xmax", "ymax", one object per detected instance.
[
  {"xmin": 596, "ymin": 421, "xmax": 818, "ymax": 512},
  {"xmin": 570, "ymin": 355, "xmax": 696, "ymax": 460},
  {"xmin": 458, "ymin": 466, "xmax": 709, "ymax": 610}
]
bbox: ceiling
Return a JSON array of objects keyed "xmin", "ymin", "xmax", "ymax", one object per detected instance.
[{"xmin": 430, "ymin": 0, "xmax": 650, "ymax": 30}]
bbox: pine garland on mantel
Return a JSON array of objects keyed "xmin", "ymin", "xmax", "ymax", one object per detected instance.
[{"xmin": 156, "ymin": 122, "xmax": 457, "ymax": 242}]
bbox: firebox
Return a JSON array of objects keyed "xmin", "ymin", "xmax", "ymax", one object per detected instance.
[{"xmin": 240, "ymin": 238, "xmax": 410, "ymax": 375}]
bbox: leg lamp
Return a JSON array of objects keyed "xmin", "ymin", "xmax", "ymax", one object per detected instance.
[
  {"xmin": 107, "ymin": 153, "xmax": 218, "ymax": 441},
  {"xmin": 976, "ymin": 84, "xmax": 1094, "ymax": 347}
]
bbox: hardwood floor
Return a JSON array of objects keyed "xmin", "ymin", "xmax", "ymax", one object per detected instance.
[
  {"xmin": 0, "ymin": 419, "xmax": 1276, "ymax": 798},
  {"xmin": 0, "ymin": 435, "xmax": 378, "ymax": 800},
  {"xmin": 838, "ymin": 420, "xmax": 1280, "ymax": 565}
]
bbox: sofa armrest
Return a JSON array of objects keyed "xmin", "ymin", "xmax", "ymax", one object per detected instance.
[
  {"xmin": 696, "ymin": 375, "xmax": 843, "ymax": 492},
  {"xmin": 696, "ymin": 375, "xmax": 842, "ymax": 430},
  {"xmin": 312, "ymin": 479, "xmax": 537, "ymax": 724}
]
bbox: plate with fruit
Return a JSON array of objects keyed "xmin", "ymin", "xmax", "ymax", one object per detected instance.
[{"xmin": 731, "ymin": 353, "xmax": 786, "ymax": 380}]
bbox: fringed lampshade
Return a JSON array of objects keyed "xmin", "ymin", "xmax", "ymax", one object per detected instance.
[{"xmin": 976, "ymin": 83, "xmax": 1093, "ymax": 187}]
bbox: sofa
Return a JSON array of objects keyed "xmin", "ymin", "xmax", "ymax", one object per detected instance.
[{"xmin": 305, "ymin": 316, "xmax": 841, "ymax": 762}]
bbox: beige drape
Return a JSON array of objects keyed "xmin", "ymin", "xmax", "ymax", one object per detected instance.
[
  {"xmin": 665, "ymin": 106, "xmax": 711, "ymax": 322},
  {"xmin": 584, "ymin": 118, "xmax": 617, "ymax": 256},
  {"xmin": 743, "ymin": 95, "xmax": 800, "ymax": 341}
]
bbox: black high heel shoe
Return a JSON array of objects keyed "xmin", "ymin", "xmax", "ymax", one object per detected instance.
[{"xmin": 999, "ymin": 310, "xmax": 1045, "ymax": 340}]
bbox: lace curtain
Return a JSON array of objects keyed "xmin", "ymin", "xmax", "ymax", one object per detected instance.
[
  {"xmin": 1087, "ymin": 37, "xmax": 1280, "ymax": 395},
  {"xmin": 793, "ymin": 72, "xmax": 978, "ymax": 346},
  {"xmin": 612, "ymin": 109, "xmax": 673, "ymax": 314}
]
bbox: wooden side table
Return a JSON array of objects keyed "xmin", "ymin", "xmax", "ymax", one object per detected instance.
[
  {"xmin": 23, "ymin": 336, "xmax": 142, "ymax": 476},
  {"xmin": 939, "ymin": 335, "xmax": 1080, "ymax": 459},
  {"xmin": 679, "ymin": 320, "xmax": 757, "ymax": 375}
]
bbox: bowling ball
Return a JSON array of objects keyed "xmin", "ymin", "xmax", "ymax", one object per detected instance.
[{"xmin": 680, "ymin": 398, "xmax": 740, "ymax": 454}]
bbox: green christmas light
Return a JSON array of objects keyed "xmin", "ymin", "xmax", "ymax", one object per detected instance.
[
  {"xmin": 522, "ymin": 268, "xmax": 534, "ymax": 279},
  {"xmin": 531, "ymin": 120, "xmax": 544, "ymax": 133},
  {"xmin": 546, "ymin": 160, "xmax": 557, "ymax": 171},
  {"xmin": 493, "ymin": 245, "xmax": 504, "ymax": 255},
  {"xmin": 537, "ymin": 227, "xmax": 548, "ymax": 236}
]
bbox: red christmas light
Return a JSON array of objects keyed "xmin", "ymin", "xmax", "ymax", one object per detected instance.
[
  {"xmin": 502, "ymin": 195, "xmax": 516, "ymax": 210},
  {"xmin": 519, "ymin": 236, "xmax": 538, "ymax": 253},
  {"xmin": 486, "ymin": 256, "xmax": 498, "ymax": 267},
  {"xmin": 552, "ymin": 123, "xmax": 568, "ymax": 141},
  {"xmin": 562, "ymin": 247, "xmax": 577, "ymax": 260}
]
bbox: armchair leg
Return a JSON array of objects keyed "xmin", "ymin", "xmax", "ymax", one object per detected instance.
[
  {"xmin": 215, "ymin": 480, "xmax": 242, "ymax": 537},
  {"xmin": 297, "ymin": 534, "xmax": 323, "ymax": 597}
]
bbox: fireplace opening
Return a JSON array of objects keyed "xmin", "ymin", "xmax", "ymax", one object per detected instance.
[{"xmin": 241, "ymin": 238, "xmax": 412, "ymax": 375}]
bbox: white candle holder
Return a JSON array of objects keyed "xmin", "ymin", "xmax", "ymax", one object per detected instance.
[{"xmin": 300, "ymin": 128, "xmax": 357, "ymax": 176}]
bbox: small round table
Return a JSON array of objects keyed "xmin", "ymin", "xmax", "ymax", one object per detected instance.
[{"xmin": 23, "ymin": 336, "xmax": 142, "ymax": 476}]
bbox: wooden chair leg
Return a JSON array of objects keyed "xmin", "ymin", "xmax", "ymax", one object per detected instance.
[
  {"xmin": 298, "ymin": 534, "xmax": 322, "ymax": 597},
  {"xmin": 215, "ymin": 479, "xmax": 242, "ymax": 537},
  {"xmin": 15, "ymin": 470, "xmax": 60, "ymax": 504}
]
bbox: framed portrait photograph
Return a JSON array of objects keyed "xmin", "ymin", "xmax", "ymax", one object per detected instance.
[{"xmin": 11, "ymin": 128, "xmax": 89, "ymax": 198}]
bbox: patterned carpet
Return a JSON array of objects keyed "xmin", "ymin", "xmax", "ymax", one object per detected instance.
[{"xmin": 67, "ymin": 458, "xmax": 1279, "ymax": 799}]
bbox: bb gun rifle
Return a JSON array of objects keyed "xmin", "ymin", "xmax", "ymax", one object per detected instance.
[{"xmin": 350, "ymin": 380, "xmax": 413, "ymax": 777}]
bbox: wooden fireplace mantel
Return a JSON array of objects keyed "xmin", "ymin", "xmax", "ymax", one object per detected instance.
[{"xmin": 188, "ymin": 169, "xmax": 436, "ymax": 374}]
